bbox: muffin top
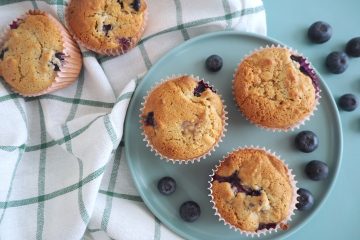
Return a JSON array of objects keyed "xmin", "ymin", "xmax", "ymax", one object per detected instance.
[
  {"xmin": 211, "ymin": 148, "xmax": 293, "ymax": 232},
  {"xmin": 233, "ymin": 47, "xmax": 317, "ymax": 130},
  {"xmin": 142, "ymin": 75, "xmax": 224, "ymax": 161},
  {"xmin": 66, "ymin": 0, "xmax": 147, "ymax": 55},
  {"xmin": 0, "ymin": 11, "xmax": 64, "ymax": 95}
]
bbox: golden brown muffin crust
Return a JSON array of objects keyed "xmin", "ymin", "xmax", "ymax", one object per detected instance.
[
  {"xmin": 211, "ymin": 148, "xmax": 293, "ymax": 232},
  {"xmin": 142, "ymin": 76, "xmax": 224, "ymax": 161},
  {"xmin": 66, "ymin": 0, "xmax": 147, "ymax": 54},
  {"xmin": 233, "ymin": 47, "xmax": 316, "ymax": 129},
  {"xmin": 0, "ymin": 12, "xmax": 64, "ymax": 95}
]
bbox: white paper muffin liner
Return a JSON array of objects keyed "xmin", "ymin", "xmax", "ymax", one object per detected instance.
[
  {"xmin": 232, "ymin": 44, "xmax": 321, "ymax": 132},
  {"xmin": 0, "ymin": 10, "xmax": 82, "ymax": 97},
  {"xmin": 139, "ymin": 74, "xmax": 228, "ymax": 164},
  {"xmin": 65, "ymin": 0, "xmax": 148, "ymax": 56},
  {"xmin": 208, "ymin": 146, "xmax": 299, "ymax": 237}
]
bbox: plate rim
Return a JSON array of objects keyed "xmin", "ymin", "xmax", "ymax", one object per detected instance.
[{"xmin": 124, "ymin": 30, "xmax": 343, "ymax": 240}]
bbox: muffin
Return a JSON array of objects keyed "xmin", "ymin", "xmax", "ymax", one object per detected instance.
[
  {"xmin": 0, "ymin": 10, "xmax": 82, "ymax": 97},
  {"xmin": 66, "ymin": 0, "xmax": 148, "ymax": 55},
  {"xmin": 233, "ymin": 46, "xmax": 319, "ymax": 131},
  {"xmin": 209, "ymin": 147, "xmax": 297, "ymax": 235},
  {"xmin": 141, "ymin": 75, "xmax": 226, "ymax": 163}
]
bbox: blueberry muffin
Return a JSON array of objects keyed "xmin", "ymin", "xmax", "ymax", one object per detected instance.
[
  {"xmin": 0, "ymin": 10, "xmax": 82, "ymax": 97},
  {"xmin": 66, "ymin": 0, "xmax": 147, "ymax": 55},
  {"xmin": 233, "ymin": 47, "xmax": 319, "ymax": 130},
  {"xmin": 141, "ymin": 75, "xmax": 226, "ymax": 163},
  {"xmin": 210, "ymin": 148, "xmax": 296, "ymax": 233}
]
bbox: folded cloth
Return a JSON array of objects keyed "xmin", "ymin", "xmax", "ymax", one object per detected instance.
[{"xmin": 0, "ymin": 0, "xmax": 266, "ymax": 239}]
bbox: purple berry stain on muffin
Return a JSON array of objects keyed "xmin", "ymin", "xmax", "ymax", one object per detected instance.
[
  {"xmin": 102, "ymin": 24, "xmax": 112, "ymax": 37},
  {"xmin": 290, "ymin": 55, "xmax": 320, "ymax": 95},
  {"xmin": 132, "ymin": 0, "xmax": 141, "ymax": 11},
  {"xmin": 0, "ymin": 48, "xmax": 8, "ymax": 60},
  {"xmin": 144, "ymin": 112, "xmax": 155, "ymax": 127},
  {"xmin": 257, "ymin": 223, "xmax": 277, "ymax": 231},
  {"xmin": 193, "ymin": 80, "xmax": 216, "ymax": 97},
  {"xmin": 118, "ymin": 37, "xmax": 132, "ymax": 51},
  {"xmin": 213, "ymin": 171, "xmax": 261, "ymax": 196},
  {"xmin": 10, "ymin": 20, "xmax": 20, "ymax": 29}
]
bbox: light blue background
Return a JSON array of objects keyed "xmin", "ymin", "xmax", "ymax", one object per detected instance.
[{"xmin": 264, "ymin": 0, "xmax": 360, "ymax": 239}]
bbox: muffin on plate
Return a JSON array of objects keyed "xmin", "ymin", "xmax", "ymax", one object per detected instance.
[
  {"xmin": 141, "ymin": 75, "xmax": 227, "ymax": 164},
  {"xmin": 66, "ymin": 0, "xmax": 148, "ymax": 55},
  {"xmin": 233, "ymin": 46, "xmax": 319, "ymax": 131},
  {"xmin": 209, "ymin": 147, "xmax": 298, "ymax": 236},
  {"xmin": 0, "ymin": 10, "xmax": 82, "ymax": 97}
]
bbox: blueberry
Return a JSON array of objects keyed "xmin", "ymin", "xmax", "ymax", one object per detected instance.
[
  {"xmin": 295, "ymin": 131, "xmax": 319, "ymax": 153},
  {"xmin": 102, "ymin": 24, "xmax": 112, "ymax": 36},
  {"xmin": 213, "ymin": 171, "xmax": 261, "ymax": 196},
  {"xmin": 338, "ymin": 94, "xmax": 358, "ymax": 111},
  {"xmin": 53, "ymin": 64, "xmax": 60, "ymax": 71},
  {"xmin": 0, "ymin": 48, "xmax": 8, "ymax": 60},
  {"xmin": 157, "ymin": 177, "xmax": 176, "ymax": 195},
  {"xmin": 305, "ymin": 160, "xmax": 329, "ymax": 181},
  {"xmin": 296, "ymin": 188, "xmax": 314, "ymax": 211},
  {"xmin": 144, "ymin": 112, "xmax": 155, "ymax": 127},
  {"xmin": 257, "ymin": 223, "xmax": 277, "ymax": 231},
  {"xmin": 325, "ymin": 51, "xmax": 349, "ymax": 74},
  {"xmin": 132, "ymin": 0, "xmax": 141, "ymax": 11},
  {"xmin": 10, "ymin": 20, "xmax": 19, "ymax": 29},
  {"xmin": 117, "ymin": 0, "xmax": 124, "ymax": 9},
  {"xmin": 179, "ymin": 201, "xmax": 201, "ymax": 222},
  {"xmin": 205, "ymin": 55, "xmax": 223, "ymax": 72},
  {"xmin": 193, "ymin": 80, "xmax": 216, "ymax": 97},
  {"xmin": 345, "ymin": 37, "xmax": 360, "ymax": 57},
  {"xmin": 55, "ymin": 52, "xmax": 65, "ymax": 61},
  {"xmin": 307, "ymin": 21, "xmax": 332, "ymax": 43},
  {"xmin": 50, "ymin": 52, "xmax": 65, "ymax": 72}
]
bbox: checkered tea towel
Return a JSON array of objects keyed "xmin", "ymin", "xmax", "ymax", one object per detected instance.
[{"xmin": 0, "ymin": 0, "xmax": 266, "ymax": 239}]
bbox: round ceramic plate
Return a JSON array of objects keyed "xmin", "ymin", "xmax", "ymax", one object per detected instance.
[{"xmin": 124, "ymin": 31, "xmax": 342, "ymax": 240}]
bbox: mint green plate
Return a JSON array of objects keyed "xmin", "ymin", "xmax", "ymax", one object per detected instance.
[{"xmin": 124, "ymin": 31, "xmax": 342, "ymax": 240}]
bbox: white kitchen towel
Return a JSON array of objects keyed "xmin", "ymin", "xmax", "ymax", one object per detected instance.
[{"xmin": 0, "ymin": 0, "xmax": 266, "ymax": 239}]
